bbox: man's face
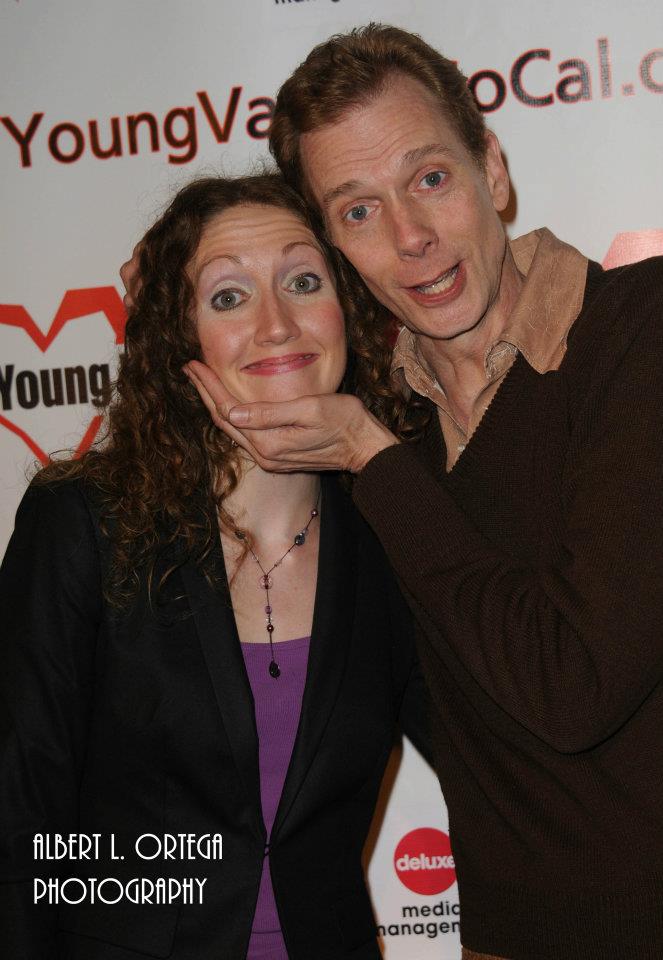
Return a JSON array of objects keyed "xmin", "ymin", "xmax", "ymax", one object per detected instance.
[{"xmin": 299, "ymin": 74, "xmax": 512, "ymax": 345}]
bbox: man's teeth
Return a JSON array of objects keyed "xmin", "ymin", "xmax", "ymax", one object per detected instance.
[{"xmin": 416, "ymin": 265, "xmax": 458, "ymax": 294}]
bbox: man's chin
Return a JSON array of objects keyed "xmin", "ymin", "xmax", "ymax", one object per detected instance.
[{"xmin": 399, "ymin": 314, "xmax": 480, "ymax": 344}]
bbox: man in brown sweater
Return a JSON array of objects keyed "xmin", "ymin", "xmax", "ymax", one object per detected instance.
[{"xmin": 183, "ymin": 25, "xmax": 663, "ymax": 960}]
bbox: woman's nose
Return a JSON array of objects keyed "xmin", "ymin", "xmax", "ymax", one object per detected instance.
[{"xmin": 255, "ymin": 296, "xmax": 301, "ymax": 344}]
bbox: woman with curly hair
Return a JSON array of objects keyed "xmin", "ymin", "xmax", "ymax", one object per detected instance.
[{"xmin": 0, "ymin": 174, "xmax": 430, "ymax": 960}]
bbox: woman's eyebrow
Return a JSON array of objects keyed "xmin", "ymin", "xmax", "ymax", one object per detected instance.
[
  {"xmin": 195, "ymin": 254, "xmax": 242, "ymax": 284},
  {"xmin": 281, "ymin": 240, "xmax": 322, "ymax": 256}
]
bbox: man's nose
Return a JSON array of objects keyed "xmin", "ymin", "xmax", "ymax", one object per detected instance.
[
  {"xmin": 255, "ymin": 295, "xmax": 300, "ymax": 344},
  {"xmin": 389, "ymin": 199, "xmax": 437, "ymax": 259}
]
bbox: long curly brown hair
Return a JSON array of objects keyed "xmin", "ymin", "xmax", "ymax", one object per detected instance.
[{"xmin": 36, "ymin": 173, "xmax": 428, "ymax": 602}]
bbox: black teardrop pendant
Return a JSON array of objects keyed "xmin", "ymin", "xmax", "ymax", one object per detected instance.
[{"xmin": 269, "ymin": 660, "xmax": 281, "ymax": 679}]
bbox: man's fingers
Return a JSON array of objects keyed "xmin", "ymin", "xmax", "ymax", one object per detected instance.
[
  {"xmin": 227, "ymin": 396, "xmax": 316, "ymax": 430},
  {"xmin": 119, "ymin": 257, "xmax": 136, "ymax": 290},
  {"xmin": 185, "ymin": 365, "xmax": 223, "ymax": 426},
  {"xmin": 187, "ymin": 367, "xmax": 261, "ymax": 456},
  {"xmin": 185, "ymin": 364, "xmax": 236, "ymax": 434},
  {"xmin": 119, "ymin": 241, "xmax": 144, "ymax": 313},
  {"xmin": 184, "ymin": 383, "xmax": 373, "ymax": 472},
  {"xmin": 185, "ymin": 363, "xmax": 271, "ymax": 462},
  {"xmin": 187, "ymin": 360, "xmax": 239, "ymax": 421}
]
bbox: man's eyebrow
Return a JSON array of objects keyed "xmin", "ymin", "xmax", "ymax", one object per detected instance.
[
  {"xmin": 401, "ymin": 143, "xmax": 456, "ymax": 166},
  {"xmin": 322, "ymin": 180, "xmax": 364, "ymax": 210},
  {"xmin": 321, "ymin": 144, "xmax": 456, "ymax": 209}
]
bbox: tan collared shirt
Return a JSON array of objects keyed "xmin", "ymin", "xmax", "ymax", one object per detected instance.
[
  {"xmin": 391, "ymin": 228, "xmax": 588, "ymax": 470},
  {"xmin": 462, "ymin": 951, "xmax": 510, "ymax": 960}
]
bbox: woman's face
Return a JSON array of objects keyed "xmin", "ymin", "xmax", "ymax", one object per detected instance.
[{"xmin": 190, "ymin": 203, "xmax": 347, "ymax": 404}]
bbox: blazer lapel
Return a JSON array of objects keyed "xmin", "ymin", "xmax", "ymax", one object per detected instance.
[
  {"xmin": 180, "ymin": 549, "xmax": 265, "ymax": 843},
  {"xmin": 272, "ymin": 475, "xmax": 358, "ymax": 839}
]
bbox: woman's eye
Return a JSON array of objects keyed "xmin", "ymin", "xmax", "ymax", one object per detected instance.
[
  {"xmin": 211, "ymin": 288, "xmax": 244, "ymax": 311},
  {"xmin": 345, "ymin": 204, "xmax": 369, "ymax": 223},
  {"xmin": 288, "ymin": 272, "xmax": 322, "ymax": 295},
  {"xmin": 420, "ymin": 170, "xmax": 445, "ymax": 189}
]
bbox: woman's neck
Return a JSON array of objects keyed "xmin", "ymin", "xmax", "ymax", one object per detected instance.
[{"xmin": 222, "ymin": 457, "xmax": 321, "ymax": 550}]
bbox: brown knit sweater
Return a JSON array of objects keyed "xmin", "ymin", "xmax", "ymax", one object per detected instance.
[{"xmin": 353, "ymin": 257, "xmax": 663, "ymax": 959}]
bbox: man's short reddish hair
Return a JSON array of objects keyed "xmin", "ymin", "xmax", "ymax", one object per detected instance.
[{"xmin": 270, "ymin": 23, "xmax": 487, "ymax": 207}]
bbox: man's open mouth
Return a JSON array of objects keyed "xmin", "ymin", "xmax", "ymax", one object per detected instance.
[{"xmin": 414, "ymin": 264, "xmax": 459, "ymax": 294}]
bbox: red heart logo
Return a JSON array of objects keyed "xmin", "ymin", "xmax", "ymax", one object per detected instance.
[{"xmin": 0, "ymin": 287, "xmax": 126, "ymax": 464}]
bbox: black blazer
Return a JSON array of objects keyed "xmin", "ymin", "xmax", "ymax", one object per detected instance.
[{"xmin": 0, "ymin": 475, "xmax": 431, "ymax": 960}]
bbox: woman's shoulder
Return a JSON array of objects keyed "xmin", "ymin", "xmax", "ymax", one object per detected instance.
[
  {"xmin": 11, "ymin": 474, "xmax": 104, "ymax": 559},
  {"xmin": 23, "ymin": 471, "xmax": 100, "ymax": 515},
  {"xmin": 1, "ymin": 476, "xmax": 106, "ymax": 619}
]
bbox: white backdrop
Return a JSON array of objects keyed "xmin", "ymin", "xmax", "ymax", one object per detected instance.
[{"xmin": 2, "ymin": 1, "xmax": 662, "ymax": 957}]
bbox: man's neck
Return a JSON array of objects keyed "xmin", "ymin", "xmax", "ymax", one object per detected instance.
[{"xmin": 417, "ymin": 247, "xmax": 524, "ymax": 429}]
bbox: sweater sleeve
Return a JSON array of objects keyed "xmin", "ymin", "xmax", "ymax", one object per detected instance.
[
  {"xmin": 385, "ymin": 573, "xmax": 433, "ymax": 765},
  {"xmin": 0, "ymin": 481, "xmax": 102, "ymax": 957},
  {"xmin": 353, "ymin": 295, "xmax": 663, "ymax": 754},
  {"xmin": 397, "ymin": 659, "xmax": 433, "ymax": 767}
]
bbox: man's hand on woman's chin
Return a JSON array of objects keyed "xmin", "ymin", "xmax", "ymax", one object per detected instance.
[{"xmin": 184, "ymin": 360, "xmax": 399, "ymax": 474}]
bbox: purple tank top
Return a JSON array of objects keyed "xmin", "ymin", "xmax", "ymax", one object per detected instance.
[{"xmin": 240, "ymin": 636, "xmax": 310, "ymax": 960}]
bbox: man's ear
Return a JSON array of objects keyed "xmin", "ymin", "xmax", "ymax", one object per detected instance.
[{"xmin": 484, "ymin": 131, "xmax": 510, "ymax": 213}]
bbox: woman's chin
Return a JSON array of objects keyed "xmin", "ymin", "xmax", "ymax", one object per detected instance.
[
  {"xmin": 239, "ymin": 388, "xmax": 313, "ymax": 404},
  {"xmin": 235, "ymin": 376, "xmax": 338, "ymax": 405}
]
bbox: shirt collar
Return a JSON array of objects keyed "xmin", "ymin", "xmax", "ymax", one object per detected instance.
[{"xmin": 391, "ymin": 227, "xmax": 588, "ymax": 397}]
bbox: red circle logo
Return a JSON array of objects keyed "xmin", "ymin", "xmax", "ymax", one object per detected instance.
[{"xmin": 393, "ymin": 828, "xmax": 456, "ymax": 895}]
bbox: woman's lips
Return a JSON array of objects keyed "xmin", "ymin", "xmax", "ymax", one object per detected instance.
[
  {"xmin": 242, "ymin": 353, "xmax": 319, "ymax": 376},
  {"xmin": 404, "ymin": 262, "xmax": 465, "ymax": 306}
]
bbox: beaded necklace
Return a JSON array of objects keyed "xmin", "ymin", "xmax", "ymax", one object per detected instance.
[{"xmin": 234, "ymin": 493, "xmax": 320, "ymax": 678}]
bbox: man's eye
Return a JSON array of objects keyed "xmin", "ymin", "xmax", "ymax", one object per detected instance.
[
  {"xmin": 211, "ymin": 289, "xmax": 243, "ymax": 311},
  {"xmin": 345, "ymin": 204, "xmax": 369, "ymax": 223},
  {"xmin": 420, "ymin": 170, "xmax": 445, "ymax": 189},
  {"xmin": 288, "ymin": 272, "xmax": 322, "ymax": 295}
]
